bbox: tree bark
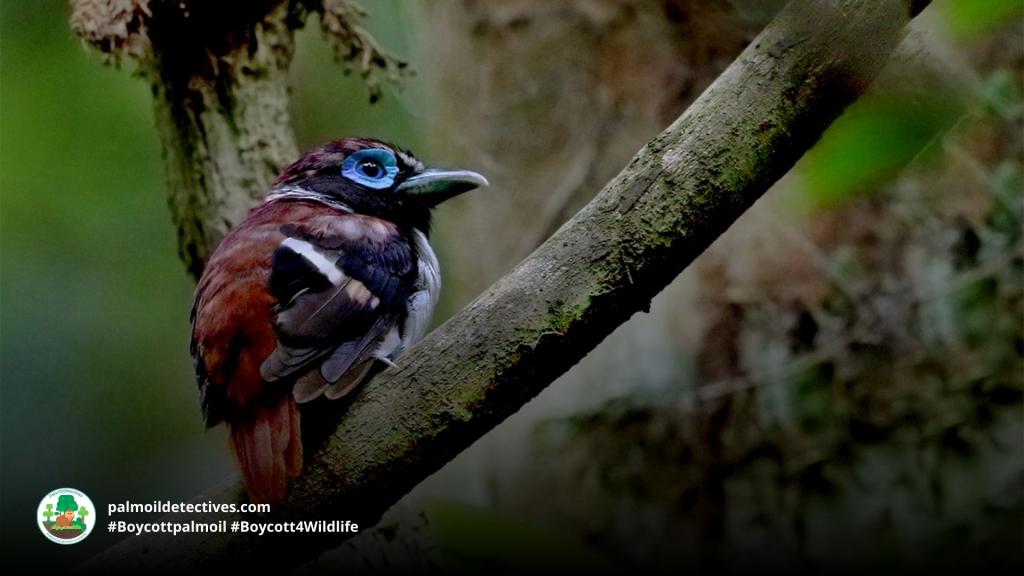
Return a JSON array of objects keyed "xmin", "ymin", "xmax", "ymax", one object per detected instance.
[
  {"xmin": 149, "ymin": 1, "xmax": 301, "ymax": 279},
  {"xmin": 79, "ymin": 0, "xmax": 929, "ymax": 572}
]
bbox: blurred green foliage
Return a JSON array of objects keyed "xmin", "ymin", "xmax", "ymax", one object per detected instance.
[
  {"xmin": 799, "ymin": 94, "xmax": 958, "ymax": 207},
  {"xmin": 2, "ymin": 1, "xmax": 202, "ymax": 567},
  {"xmin": 940, "ymin": 0, "xmax": 1024, "ymax": 39},
  {"xmin": 796, "ymin": 2, "xmax": 1021, "ymax": 209}
]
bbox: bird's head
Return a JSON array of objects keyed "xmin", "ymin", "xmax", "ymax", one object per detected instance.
[{"xmin": 269, "ymin": 137, "xmax": 488, "ymax": 232}]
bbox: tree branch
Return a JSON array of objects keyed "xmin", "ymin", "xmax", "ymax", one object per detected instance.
[{"xmin": 80, "ymin": 0, "xmax": 930, "ymax": 571}]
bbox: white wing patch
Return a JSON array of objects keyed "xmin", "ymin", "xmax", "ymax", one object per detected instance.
[{"xmin": 280, "ymin": 237, "xmax": 345, "ymax": 286}]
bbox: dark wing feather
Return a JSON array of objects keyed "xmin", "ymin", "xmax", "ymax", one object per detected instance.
[
  {"xmin": 337, "ymin": 234, "xmax": 417, "ymax": 304},
  {"xmin": 259, "ymin": 343, "xmax": 324, "ymax": 383},
  {"xmin": 267, "ymin": 241, "xmax": 332, "ymax": 305},
  {"xmin": 320, "ymin": 313, "xmax": 396, "ymax": 382},
  {"xmin": 260, "ymin": 217, "xmax": 416, "ymax": 398}
]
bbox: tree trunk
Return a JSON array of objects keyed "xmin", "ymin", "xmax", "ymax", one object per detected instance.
[{"xmin": 148, "ymin": 1, "xmax": 300, "ymax": 279}]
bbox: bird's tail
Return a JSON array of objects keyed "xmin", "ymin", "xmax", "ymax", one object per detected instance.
[{"xmin": 229, "ymin": 397, "xmax": 303, "ymax": 503}]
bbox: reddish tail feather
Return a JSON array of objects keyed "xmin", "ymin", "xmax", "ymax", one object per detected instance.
[{"xmin": 229, "ymin": 398, "xmax": 303, "ymax": 503}]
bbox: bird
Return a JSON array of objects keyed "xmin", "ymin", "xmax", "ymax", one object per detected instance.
[{"xmin": 189, "ymin": 137, "xmax": 488, "ymax": 502}]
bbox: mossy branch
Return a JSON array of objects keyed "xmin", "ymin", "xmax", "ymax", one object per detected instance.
[{"xmin": 78, "ymin": 0, "xmax": 930, "ymax": 572}]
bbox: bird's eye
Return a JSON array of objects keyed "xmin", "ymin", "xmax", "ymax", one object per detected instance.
[
  {"xmin": 342, "ymin": 148, "xmax": 399, "ymax": 190},
  {"xmin": 359, "ymin": 160, "xmax": 384, "ymax": 179}
]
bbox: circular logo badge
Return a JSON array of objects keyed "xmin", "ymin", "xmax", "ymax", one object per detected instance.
[{"xmin": 38, "ymin": 488, "xmax": 96, "ymax": 545}]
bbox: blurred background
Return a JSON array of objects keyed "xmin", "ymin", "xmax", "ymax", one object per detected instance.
[{"xmin": 1, "ymin": 0, "xmax": 1021, "ymax": 573}]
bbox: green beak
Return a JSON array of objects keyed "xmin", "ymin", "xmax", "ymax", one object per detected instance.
[{"xmin": 395, "ymin": 168, "xmax": 489, "ymax": 205}]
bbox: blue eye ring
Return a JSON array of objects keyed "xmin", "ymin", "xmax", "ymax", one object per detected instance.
[{"xmin": 341, "ymin": 148, "xmax": 400, "ymax": 189}]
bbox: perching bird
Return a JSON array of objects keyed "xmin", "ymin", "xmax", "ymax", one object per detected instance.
[{"xmin": 190, "ymin": 138, "xmax": 487, "ymax": 502}]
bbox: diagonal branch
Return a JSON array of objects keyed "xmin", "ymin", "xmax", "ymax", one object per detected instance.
[{"xmin": 80, "ymin": 0, "xmax": 931, "ymax": 572}]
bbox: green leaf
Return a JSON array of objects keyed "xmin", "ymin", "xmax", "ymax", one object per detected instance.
[{"xmin": 797, "ymin": 93, "xmax": 958, "ymax": 208}]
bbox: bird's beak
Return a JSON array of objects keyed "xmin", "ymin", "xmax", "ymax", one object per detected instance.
[{"xmin": 395, "ymin": 168, "xmax": 489, "ymax": 205}]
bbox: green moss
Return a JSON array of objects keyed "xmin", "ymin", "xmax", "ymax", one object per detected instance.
[
  {"xmin": 545, "ymin": 298, "xmax": 592, "ymax": 335},
  {"xmin": 452, "ymin": 386, "xmax": 484, "ymax": 419},
  {"xmin": 514, "ymin": 296, "xmax": 596, "ymax": 351}
]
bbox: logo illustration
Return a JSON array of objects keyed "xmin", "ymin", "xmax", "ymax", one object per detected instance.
[{"xmin": 38, "ymin": 488, "xmax": 95, "ymax": 544}]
